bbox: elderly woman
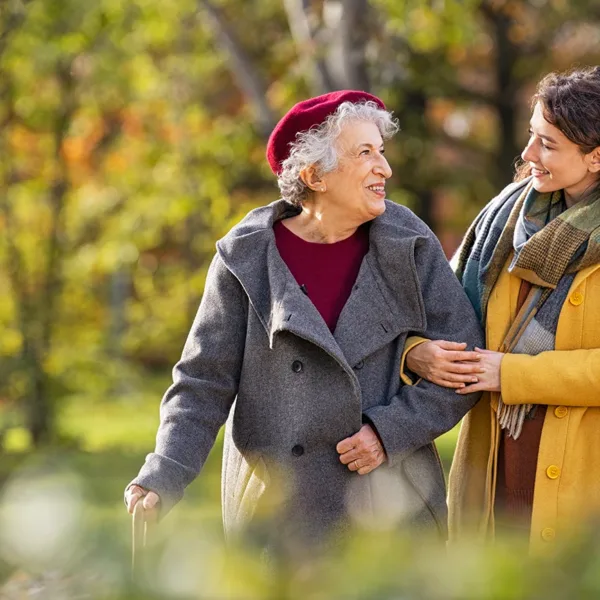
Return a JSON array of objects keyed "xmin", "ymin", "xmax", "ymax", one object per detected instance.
[
  {"xmin": 403, "ymin": 67, "xmax": 600, "ymax": 552},
  {"xmin": 125, "ymin": 90, "xmax": 483, "ymax": 555}
]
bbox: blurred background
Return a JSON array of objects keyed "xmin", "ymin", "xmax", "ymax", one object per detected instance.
[{"xmin": 1, "ymin": 0, "xmax": 600, "ymax": 597}]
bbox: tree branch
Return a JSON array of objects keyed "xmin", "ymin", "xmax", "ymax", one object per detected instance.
[
  {"xmin": 282, "ymin": 0, "xmax": 335, "ymax": 94},
  {"xmin": 0, "ymin": 0, "xmax": 32, "ymax": 56},
  {"xmin": 198, "ymin": 0, "xmax": 276, "ymax": 137}
]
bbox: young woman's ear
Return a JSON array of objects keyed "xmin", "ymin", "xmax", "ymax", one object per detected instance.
[{"xmin": 587, "ymin": 147, "xmax": 600, "ymax": 173}]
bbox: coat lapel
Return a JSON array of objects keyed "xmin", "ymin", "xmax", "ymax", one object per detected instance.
[
  {"xmin": 217, "ymin": 199, "xmax": 427, "ymax": 372},
  {"xmin": 271, "ymin": 276, "xmax": 351, "ymax": 370},
  {"xmin": 217, "ymin": 200, "xmax": 352, "ymax": 371},
  {"xmin": 334, "ymin": 258, "xmax": 409, "ymax": 368},
  {"xmin": 333, "ymin": 217, "xmax": 426, "ymax": 367}
]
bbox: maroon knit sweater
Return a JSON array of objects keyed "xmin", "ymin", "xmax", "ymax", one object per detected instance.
[{"xmin": 273, "ymin": 220, "xmax": 369, "ymax": 332}]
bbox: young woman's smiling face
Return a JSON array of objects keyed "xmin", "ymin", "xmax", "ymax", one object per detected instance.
[{"xmin": 521, "ymin": 102, "xmax": 600, "ymax": 204}]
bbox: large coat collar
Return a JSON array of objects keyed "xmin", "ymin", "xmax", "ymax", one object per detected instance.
[{"xmin": 216, "ymin": 199, "xmax": 427, "ymax": 370}]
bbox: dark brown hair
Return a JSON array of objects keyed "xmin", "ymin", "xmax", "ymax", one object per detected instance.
[{"xmin": 514, "ymin": 66, "xmax": 600, "ymax": 182}]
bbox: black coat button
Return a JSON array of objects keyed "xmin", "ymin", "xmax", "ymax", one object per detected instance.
[
  {"xmin": 354, "ymin": 360, "xmax": 364, "ymax": 370},
  {"xmin": 291, "ymin": 444, "xmax": 304, "ymax": 457},
  {"xmin": 291, "ymin": 360, "xmax": 303, "ymax": 373}
]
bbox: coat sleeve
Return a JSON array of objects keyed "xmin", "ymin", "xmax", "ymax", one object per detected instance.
[
  {"xmin": 126, "ymin": 253, "xmax": 248, "ymax": 516},
  {"xmin": 399, "ymin": 335, "xmax": 428, "ymax": 385},
  {"xmin": 501, "ymin": 349, "xmax": 600, "ymax": 407},
  {"xmin": 364, "ymin": 231, "xmax": 485, "ymax": 467}
]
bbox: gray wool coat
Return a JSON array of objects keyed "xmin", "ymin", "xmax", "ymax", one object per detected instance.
[{"xmin": 129, "ymin": 199, "xmax": 483, "ymax": 549}]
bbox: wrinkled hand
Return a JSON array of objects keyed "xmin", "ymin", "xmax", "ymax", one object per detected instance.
[
  {"xmin": 456, "ymin": 348, "xmax": 503, "ymax": 394},
  {"xmin": 406, "ymin": 340, "xmax": 484, "ymax": 389},
  {"xmin": 125, "ymin": 485, "xmax": 161, "ymax": 522},
  {"xmin": 336, "ymin": 424, "xmax": 386, "ymax": 475}
]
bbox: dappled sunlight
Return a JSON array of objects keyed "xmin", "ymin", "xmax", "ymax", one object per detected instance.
[
  {"xmin": 0, "ymin": 465, "xmax": 84, "ymax": 571},
  {"xmin": 346, "ymin": 468, "xmax": 426, "ymax": 531},
  {"xmin": 0, "ymin": 0, "xmax": 599, "ymax": 597},
  {"xmin": 0, "ymin": 457, "xmax": 599, "ymax": 599}
]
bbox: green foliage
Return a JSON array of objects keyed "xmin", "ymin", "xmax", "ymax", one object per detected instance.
[
  {"xmin": 1, "ymin": 0, "xmax": 599, "ymax": 442},
  {"xmin": 0, "ymin": 1, "xmax": 599, "ymax": 592},
  {"xmin": 2, "ymin": 442, "xmax": 600, "ymax": 598}
]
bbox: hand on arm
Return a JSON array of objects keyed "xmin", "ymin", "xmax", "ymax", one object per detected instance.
[
  {"xmin": 456, "ymin": 348, "xmax": 503, "ymax": 394},
  {"xmin": 406, "ymin": 340, "xmax": 484, "ymax": 389},
  {"xmin": 364, "ymin": 228, "xmax": 485, "ymax": 464},
  {"xmin": 409, "ymin": 344, "xmax": 599, "ymax": 398}
]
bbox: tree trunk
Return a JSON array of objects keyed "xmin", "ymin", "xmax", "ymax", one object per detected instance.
[
  {"xmin": 26, "ymin": 348, "xmax": 52, "ymax": 446},
  {"xmin": 323, "ymin": 0, "xmax": 372, "ymax": 90},
  {"xmin": 338, "ymin": 0, "xmax": 371, "ymax": 91},
  {"xmin": 481, "ymin": 1, "xmax": 521, "ymax": 186}
]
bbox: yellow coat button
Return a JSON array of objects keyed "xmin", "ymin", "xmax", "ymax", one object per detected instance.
[
  {"xmin": 546, "ymin": 465, "xmax": 560, "ymax": 479},
  {"xmin": 569, "ymin": 291, "xmax": 584, "ymax": 306},
  {"xmin": 541, "ymin": 527, "xmax": 556, "ymax": 542},
  {"xmin": 554, "ymin": 406, "xmax": 568, "ymax": 418}
]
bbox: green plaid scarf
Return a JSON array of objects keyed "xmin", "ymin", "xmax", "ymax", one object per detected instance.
[{"xmin": 454, "ymin": 177, "xmax": 600, "ymax": 438}]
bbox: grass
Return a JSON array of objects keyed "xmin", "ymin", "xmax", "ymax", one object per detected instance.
[
  {"xmin": 5, "ymin": 387, "xmax": 600, "ymax": 599},
  {"xmin": 7, "ymin": 381, "xmax": 600, "ymax": 599},
  {"xmin": 0, "ymin": 375, "xmax": 461, "ymax": 596}
]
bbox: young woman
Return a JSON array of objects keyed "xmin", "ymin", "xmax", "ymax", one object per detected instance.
[{"xmin": 404, "ymin": 67, "xmax": 600, "ymax": 552}]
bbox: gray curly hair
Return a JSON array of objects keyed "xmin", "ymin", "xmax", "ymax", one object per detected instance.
[{"xmin": 277, "ymin": 101, "xmax": 399, "ymax": 207}]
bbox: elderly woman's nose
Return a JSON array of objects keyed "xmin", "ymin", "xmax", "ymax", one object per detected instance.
[{"xmin": 375, "ymin": 154, "xmax": 392, "ymax": 178}]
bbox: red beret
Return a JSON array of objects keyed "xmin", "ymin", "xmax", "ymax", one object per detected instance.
[{"xmin": 266, "ymin": 90, "xmax": 386, "ymax": 175}]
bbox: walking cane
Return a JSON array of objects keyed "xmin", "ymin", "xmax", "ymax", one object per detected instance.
[{"xmin": 131, "ymin": 501, "xmax": 147, "ymax": 580}]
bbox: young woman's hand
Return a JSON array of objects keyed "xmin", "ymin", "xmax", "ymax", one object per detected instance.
[
  {"xmin": 456, "ymin": 348, "xmax": 503, "ymax": 394},
  {"xmin": 406, "ymin": 340, "xmax": 484, "ymax": 389}
]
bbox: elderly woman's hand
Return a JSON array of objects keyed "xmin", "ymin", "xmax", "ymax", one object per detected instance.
[
  {"xmin": 125, "ymin": 485, "xmax": 161, "ymax": 522},
  {"xmin": 406, "ymin": 340, "xmax": 484, "ymax": 389},
  {"xmin": 336, "ymin": 424, "xmax": 386, "ymax": 475}
]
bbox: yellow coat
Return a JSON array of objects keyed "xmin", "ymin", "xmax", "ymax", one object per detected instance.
[{"xmin": 447, "ymin": 258, "xmax": 600, "ymax": 552}]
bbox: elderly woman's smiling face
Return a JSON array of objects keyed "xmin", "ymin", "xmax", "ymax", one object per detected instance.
[{"xmin": 320, "ymin": 120, "xmax": 392, "ymax": 222}]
